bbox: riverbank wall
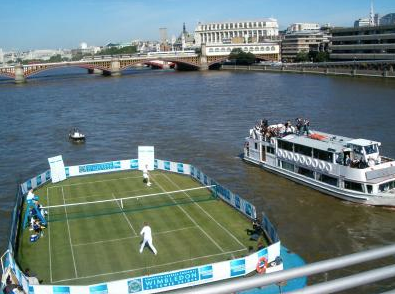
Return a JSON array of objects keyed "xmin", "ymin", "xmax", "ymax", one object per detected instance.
[{"xmin": 221, "ymin": 64, "xmax": 395, "ymax": 79}]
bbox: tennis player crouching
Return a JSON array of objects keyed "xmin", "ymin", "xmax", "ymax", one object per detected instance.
[
  {"xmin": 142, "ymin": 164, "xmax": 152, "ymax": 187},
  {"xmin": 140, "ymin": 222, "xmax": 157, "ymax": 255}
]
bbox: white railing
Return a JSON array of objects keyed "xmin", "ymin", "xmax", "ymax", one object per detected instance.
[{"xmin": 169, "ymin": 244, "xmax": 395, "ymax": 294}]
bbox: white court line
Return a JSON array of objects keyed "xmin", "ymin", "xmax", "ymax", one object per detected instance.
[
  {"xmin": 47, "ymin": 187, "xmax": 53, "ymax": 283},
  {"xmin": 49, "ymin": 175, "xmax": 144, "ymax": 189},
  {"xmin": 151, "ymin": 178, "xmax": 224, "ymax": 253},
  {"xmin": 61, "ymin": 187, "xmax": 78, "ymax": 278},
  {"xmin": 62, "ymin": 188, "xmax": 149, "ymax": 202},
  {"xmin": 73, "ymin": 226, "xmax": 197, "ymax": 247},
  {"xmin": 112, "ymin": 193, "xmax": 137, "ymax": 236},
  {"xmin": 160, "ymin": 173, "xmax": 247, "ymax": 251},
  {"xmin": 52, "ymin": 248, "xmax": 247, "ymax": 284},
  {"xmin": 41, "ymin": 186, "xmax": 215, "ymax": 210}
]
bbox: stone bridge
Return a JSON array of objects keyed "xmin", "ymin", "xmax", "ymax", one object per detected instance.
[{"xmin": 0, "ymin": 51, "xmax": 279, "ymax": 83}]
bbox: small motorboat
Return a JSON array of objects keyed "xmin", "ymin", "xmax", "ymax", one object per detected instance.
[{"xmin": 69, "ymin": 128, "xmax": 86, "ymax": 142}]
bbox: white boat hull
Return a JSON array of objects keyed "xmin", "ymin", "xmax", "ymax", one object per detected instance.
[{"xmin": 243, "ymin": 155, "xmax": 395, "ymax": 207}]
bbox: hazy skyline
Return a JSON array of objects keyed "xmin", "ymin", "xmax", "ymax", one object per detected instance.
[{"xmin": 0, "ymin": 0, "xmax": 394, "ymax": 51}]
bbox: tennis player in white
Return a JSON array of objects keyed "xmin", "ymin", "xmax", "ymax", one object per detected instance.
[
  {"xmin": 142, "ymin": 164, "xmax": 152, "ymax": 187},
  {"xmin": 139, "ymin": 222, "xmax": 157, "ymax": 255}
]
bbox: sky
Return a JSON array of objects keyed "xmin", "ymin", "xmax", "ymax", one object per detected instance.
[{"xmin": 0, "ymin": 0, "xmax": 394, "ymax": 51}]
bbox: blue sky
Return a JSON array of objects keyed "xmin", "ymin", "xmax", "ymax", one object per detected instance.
[{"xmin": 0, "ymin": 0, "xmax": 394, "ymax": 51}]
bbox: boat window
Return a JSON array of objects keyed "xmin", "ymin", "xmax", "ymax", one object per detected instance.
[
  {"xmin": 366, "ymin": 185, "xmax": 373, "ymax": 194},
  {"xmin": 294, "ymin": 144, "xmax": 312, "ymax": 156},
  {"xmin": 278, "ymin": 140, "xmax": 293, "ymax": 151},
  {"xmin": 344, "ymin": 181, "xmax": 364, "ymax": 192},
  {"xmin": 364, "ymin": 144, "xmax": 378, "ymax": 155},
  {"xmin": 297, "ymin": 167, "xmax": 314, "ymax": 178},
  {"xmin": 266, "ymin": 146, "xmax": 275, "ymax": 154},
  {"xmin": 352, "ymin": 145, "xmax": 363, "ymax": 154},
  {"xmin": 318, "ymin": 174, "xmax": 338, "ymax": 186},
  {"xmin": 379, "ymin": 180, "xmax": 395, "ymax": 192},
  {"xmin": 281, "ymin": 161, "xmax": 294, "ymax": 172},
  {"xmin": 255, "ymin": 143, "xmax": 258, "ymax": 150},
  {"xmin": 313, "ymin": 149, "xmax": 333, "ymax": 162}
]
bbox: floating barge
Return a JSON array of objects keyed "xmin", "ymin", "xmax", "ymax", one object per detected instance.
[{"xmin": 1, "ymin": 148, "xmax": 305, "ymax": 293}]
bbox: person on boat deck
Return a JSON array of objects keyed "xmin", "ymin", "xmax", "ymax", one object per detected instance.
[
  {"xmin": 295, "ymin": 118, "xmax": 303, "ymax": 134},
  {"xmin": 302, "ymin": 119, "xmax": 311, "ymax": 135},
  {"xmin": 345, "ymin": 155, "xmax": 351, "ymax": 166},
  {"xmin": 284, "ymin": 120, "xmax": 295, "ymax": 135}
]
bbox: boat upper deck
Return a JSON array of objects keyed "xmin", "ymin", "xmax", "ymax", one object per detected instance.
[{"xmin": 280, "ymin": 130, "xmax": 377, "ymax": 153}]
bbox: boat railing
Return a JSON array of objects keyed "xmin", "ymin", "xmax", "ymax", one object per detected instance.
[
  {"xmin": 171, "ymin": 244, "xmax": 395, "ymax": 294},
  {"xmin": 381, "ymin": 156, "xmax": 394, "ymax": 163}
]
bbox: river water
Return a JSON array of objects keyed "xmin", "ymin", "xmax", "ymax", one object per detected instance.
[{"xmin": 1, "ymin": 68, "xmax": 395, "ymax": 292}]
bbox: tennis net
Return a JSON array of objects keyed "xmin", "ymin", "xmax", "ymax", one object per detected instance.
[{"xmin": 43, "ymin": 185, "xmax": 217, "ymax": 222}]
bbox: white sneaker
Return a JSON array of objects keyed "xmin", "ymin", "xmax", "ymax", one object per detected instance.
[{"xmin": 147, "ymin": 182, "xmax": 151, "ymax": 187}]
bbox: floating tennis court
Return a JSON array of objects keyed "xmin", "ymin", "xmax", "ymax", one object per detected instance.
[{"xmin": 16, "ymin": 170, "xmax": 260, "ymax": 286}]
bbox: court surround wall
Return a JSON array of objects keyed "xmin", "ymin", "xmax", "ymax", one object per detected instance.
[{"xmin": 3, "ymin": 158, "xmax": 281, "ymax": 294}]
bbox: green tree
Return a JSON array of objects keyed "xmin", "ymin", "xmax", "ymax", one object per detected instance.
[
  {"xmin": 98, "ymin": 46, "xmax": 137, "ymax": 56},
  {"xmin": 308, "ymin": 51, "xmax": 329, "ymax": 62},
  {"xmin": 229, "ymin": 48, "xmax": 256, "ymax": 65},
  {"xmin": 295, "ymin": 51, "xmax": 309, "ymax": 62},
  {"xmin": 48, "ymin": 54, "xmax": 62, "ymax": 63}
]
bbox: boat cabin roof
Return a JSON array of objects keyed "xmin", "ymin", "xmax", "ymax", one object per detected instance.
[
  {"xmin": 280, "ymin": 131, "xmax": 381, "ymax": 154},
  {"xmin": 347, "ymin": 138, "xmax": 380, "ymax": 147}
]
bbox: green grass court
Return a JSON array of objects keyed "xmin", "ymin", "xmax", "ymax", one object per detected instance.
[{"xmin": 16, "ymin": 170, "xmax": 262, "ymax": 285}]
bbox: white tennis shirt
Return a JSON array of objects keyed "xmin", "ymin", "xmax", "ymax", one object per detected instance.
[{"xmin": 140, "ymin": 225, "xmax": 152, "ymax": 241}]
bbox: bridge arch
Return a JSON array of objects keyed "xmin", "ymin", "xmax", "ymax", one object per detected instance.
[
  {"xmin": 24, "ymin": 63, "xmax": 111, "ymax": 78},
  {"xmin": 0, "ymin": 72, "xmax": 14, "ymax": 79},
  {"xmin": 119, "ymin": 57, "xmax": 200, "ymax": 71}
]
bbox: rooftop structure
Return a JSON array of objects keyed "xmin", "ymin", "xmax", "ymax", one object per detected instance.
[
  {"xmin": 194, "ymin": 19, "xmax": 279, "ymax": 46},
  {"xmin": 286, "ymin": 23, "xmax": 320, "ymax": 33}
]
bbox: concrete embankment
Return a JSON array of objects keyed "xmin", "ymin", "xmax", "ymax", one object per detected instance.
[{"xmin": 221, "ymin": 64, "xmax": 395, "ymax": 79}]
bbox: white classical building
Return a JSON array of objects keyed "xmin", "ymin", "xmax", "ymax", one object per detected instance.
[{"xmin": 194, "ymin": 19, "xmax": 279, "ymax": 46}]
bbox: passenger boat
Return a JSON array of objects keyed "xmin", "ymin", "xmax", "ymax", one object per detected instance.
[
  {"xmin": 68, "ymin": 128, "xmax": 85, "ymax": 142},
  {"xmin": 243, "ymin": 119, "xmax": 395, "ymax": 206}
]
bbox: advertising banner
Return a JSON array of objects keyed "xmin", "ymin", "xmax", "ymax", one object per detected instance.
[
  {"xmin": 138, "ymin": 146, "xmax": 155, "ymax": 171},
  {"xmin": 48, "ymin": 155, "xmax": 66, "ymax": 183}
]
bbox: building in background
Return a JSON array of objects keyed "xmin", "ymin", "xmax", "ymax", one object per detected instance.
[
  {"xmin": 0, "ymin": 48, "xmax": 3, "ymax": 65},
  {"xmin": 281, "ymin": 27, "xmax": 330, "ymax": 62},
  {"xmin": 194, "ymin": 19, "xmax": 279, "ymax": 46},
  {"xmin": 354, "ymin": 2, "xmax": 380, "ymax": 27},
  {"xmin": 173, "ymin": 23, "xmax": 195, "ymax": 51},
  {"xmin": 380, "ymin": 13, "xmax": 395, "ymax": 25},
  {"xmin": 287, "ymin": 23, "xmax": 320, "ymax": 33},
  {"xmin": 354, "ymin": 18, "xmax": 371, "ymax": 27},
  {"xmin": 329, "ymin": 24, "xmax": 395, "ymax": 60},
  {"xmin": 159, "ymin": 28, "xmax": 171, "ymax": 51}
]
